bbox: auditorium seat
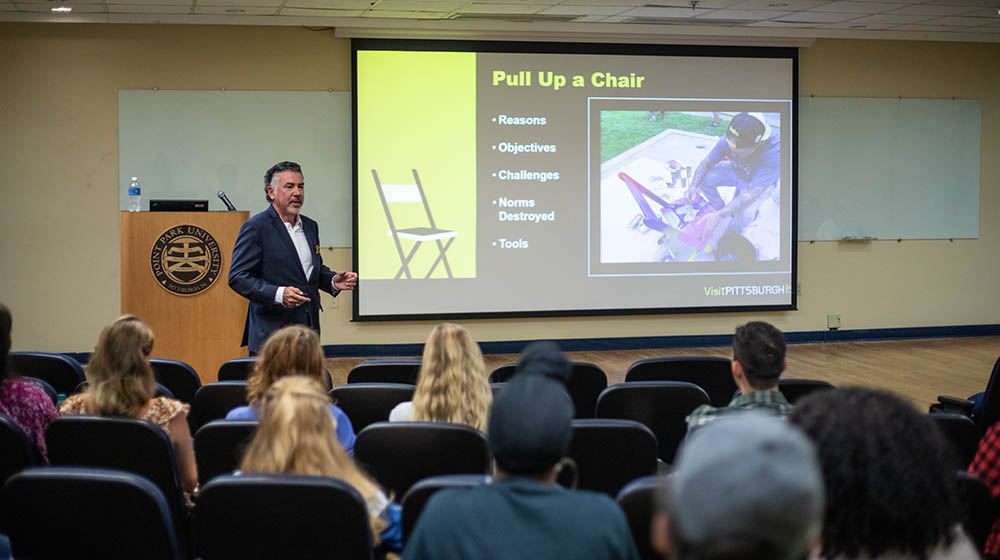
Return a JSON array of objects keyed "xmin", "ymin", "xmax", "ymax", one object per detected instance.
[
  {"xmin": 933, "ymin": 355, "xmax": 1000, "ymax": 433},
  {"xmin": 596, "ymin": 381, "xmax": 709, "ymax": 465},
  {"xmin": 194, "ymin": 420, "xmax": 257, "ymax": 487},
  {"xmin": 927, "ymin": 413, "xmax": 979, "ymax": 468},
  {"xmin": 191, "ymin": 381, "xmax": 249, "ymax": 432},
  {"xmin": 616, "ymin": 475, "xmax": 663, "ymax": 560},
  {"xmin": 778, "ymin": 378, "xmax": 835, "ymax": 404},
  {"xmin": 329, "ymin": 383, "xmax": 415, "ymax": 432},
  {"xmin": 401, "ymin": 474, "xmax": 492, "ymax": 544},
  {"xmin": 347, "ymin": 359, "xmax": 421, "ymax": 385},
  {"xmin": 0, "ymin": 413, "xmax": 40, "ymax": 488},
  {"xmin": 217, "ymin": 357, "xmax": 257, "ymax": 382},
  {"xmin": 557, "ymin": 419, "xmax": 658, "ymax": 497},
  {"xmin": 194, "ymin": 473, "xmax": 373, "ymax": 559},
  {"xmin": 150, "ymin": 358, "xmax": 202, "ymax": 405},
  {"xmin": 0, "ymin": 466, "xmax": 181, "ymax": 560},
  {"xmin": 490, "ymin": 361, "xmax": 608, "ymax": 418},
  {"xmin": 10, "ymin": 351, "xmax": 85, "ymax": 395},
  {"xmin": 625, "ymin": 356, "xmax": 734, "ymax": 408},
  {"xmin": 354, "ymin": 421, "xmax": 490, "ymax": 498}
]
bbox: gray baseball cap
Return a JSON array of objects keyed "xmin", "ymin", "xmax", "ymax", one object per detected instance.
[{"xmin": 668, "ymin": 412, "xmax": 824, "ymax": 559}]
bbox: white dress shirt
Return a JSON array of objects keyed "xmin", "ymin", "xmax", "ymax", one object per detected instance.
[{"xmin": 273, "ymin": 215, "xmax": 315, "ymax": 305}]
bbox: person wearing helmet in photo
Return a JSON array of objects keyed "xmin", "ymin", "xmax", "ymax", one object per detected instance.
[{"xmin": 685, "ymin": 112, "xmax": 780, "ymax": 252}]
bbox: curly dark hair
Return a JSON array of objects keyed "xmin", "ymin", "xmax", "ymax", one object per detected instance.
[
  {"xmin": 788, "ymin": 387, "xmax": 961, "ymax": 560},
  {"xmin": 732, "ymin": 321, "xmax": 785, "ymax": 389}
]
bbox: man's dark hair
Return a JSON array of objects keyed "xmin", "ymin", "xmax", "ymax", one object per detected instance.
[
  {"xmin": 788, "ymin": 387, "xmax": 961, "ymax": 560},
  {"xmin": 0, "ymin": 303, "xmax": 12, "ymax": 387},
  {"xmin": 263, "ymin": 161, "xmax": 302, "ymax": 202},
  {"xmin": 726, "ymin": 112, "xmax": 767, "ymax": 149},
  {"xmin": 732, "ymin": 321, "xmax": 785, "ymax": 388}
]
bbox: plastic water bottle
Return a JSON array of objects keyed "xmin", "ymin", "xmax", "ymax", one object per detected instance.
[{"xmin": 128, "ymin": 176, "xmax": 142, "ymax": 212}]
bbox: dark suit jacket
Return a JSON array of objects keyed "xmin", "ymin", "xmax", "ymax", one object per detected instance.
[{"xmin": 228, "ymin": 205, "xmax": 339, "ymax": 353}]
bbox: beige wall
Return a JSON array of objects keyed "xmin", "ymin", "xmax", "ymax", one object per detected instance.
[{"xmin": 1, "ymin": 24, "xmax": 997, "ymax": 352}]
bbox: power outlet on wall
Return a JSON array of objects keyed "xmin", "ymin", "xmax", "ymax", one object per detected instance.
[
  {"xmin": 796, "ymin": 282, "xmax": 802, "ymax": 296},
  {"xmin": 827, "ymin": 314, "xmax": 841, "ymax": 330}
]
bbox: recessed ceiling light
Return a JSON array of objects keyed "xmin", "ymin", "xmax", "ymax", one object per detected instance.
[
  {"xmin": 51, "ymin": 6, "xmax": 72, "ymax": 12},
  {"xmin": 850, "ymin": 24, "xmax": 866, "ymax": 28},
  {"xmin": 768, "ymin": 2, "xmax": 789, "ymax": 6},
  {"xmin": 225, "ymin": 8, "xmax": 244, "ymax": 12}
]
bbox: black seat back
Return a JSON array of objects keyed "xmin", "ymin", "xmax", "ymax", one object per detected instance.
[
  {"xmin": 625, "ymin": 356, "xmax": 734, "ymax": 408},
  {"xmin": 10, "ymin": 351, "xmax": 85, "ymax": 395},
  {"xmin": 217, "ymin": 357, "xmax": 258, "ymax": 382},
  {"xmin": 194, "ymin": 473, "xmax": 374, "ymax": 560},
  {"xmin": 401, "ymin": 474, "xmax": 492, "ymax": 544},
  {"xmin": 957, "ymin": 470, "xmax": 993, "ymax": 553},
  {"xmin": 778, "ymin": 378, "xmax": 835, "ymax": 404},
  {"xmin": 560, "ymin": 419, "xmax": 658, "ymax": 496},
  {"xmin": 194, "ymin": 420, "xmax": 258, "ymax": 486},
  {"xmin": 1, "ymin": 466, "xmax": 180, "ymax": 560},
  {"xmin": 354, "ymin": 422, "xmax": 491, "ymax": 499},
  {"xmin": 348, "ymin": 359, "xmax": 421, "ymax": 385},
  {"xmin": 490, "ymin": 361, "xmax": 608, "ymax": 418},
  {"xmin": 596, "ymin": 381, "xmax": 710, "ymax": 464},
  {"xmin": 976, "ymin": 356, "xmax": 1000, "ymax": 432},
  {"xmin": 330, "ymin": 383, "xmax": 415, "ymax": 432},
  {"xmin": 150, "ymin": 358, "xmax": 202, "ymax": 404},
  {"xmin": 23, "ymin": 376, "xmax": 59, "ymax": 406},
  {"xmin": 928, "ymin": 413, "xmax": 980, "ymax": 468},
  {"xmin": 0, "ymin": 413, "xmax": 40, "ymax": 488},
  {"xmin": 616, "ymin": 475, "xmax": 663, "ymax": 560},
  {"xmin": 191, "ymin": 381, "xmax": 249, "ymax": 432},
  {"xmin": 45, "ymin": 415, "xmax": 188, "ymax": 531}
]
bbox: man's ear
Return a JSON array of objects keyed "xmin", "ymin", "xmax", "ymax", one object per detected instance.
[
  {"xmin": 650, "ymin": 512, "xmax": 671, "ymax": 558},
  {"xmin": 731, "ymin": 359, "xmax": 745, "ymax": 383},
  {"xmin": 781, "ymin": 358, "xmax": 787, "ymax": 374}
]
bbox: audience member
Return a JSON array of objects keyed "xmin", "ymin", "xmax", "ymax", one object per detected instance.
[
  {"xmin": 969, "ymin": 422, "xmax": 1000, "ymax": 559},
  {"xmin": 0, "ymin": 303, "xmax": 58, "ymax": 463},
  {"xmin": 226, "ymin": 325, "xmax": 356, "ymax": 455},
  {"xmin": 403, "ymin": 342, "xmax": 638, "ymax": 560},
  {"xmin": 789, "ymin": 387, "xmax": 978, "ymax": 560},
  {"xmin": 60, "ymin": 315, "xmax": 197, "ymax": 495},
  {"xmin": 389, "ymin": 323, "xmax": 491, "ymax": 431},
  {"xmin": 686, "ymin": 320, "xmax": 789, "ymax": 429},
  {"xmin": 651, "ymin": 412, "xmax": 824, "ymax": 560},
  {"xmin": 240, "ymin": 375, "xmax": 401, "ymax": 551}
]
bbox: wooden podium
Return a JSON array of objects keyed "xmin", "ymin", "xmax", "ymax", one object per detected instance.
[{"xmin": 122, "ymin": 211, "xmax": 249, "ymax": 384}]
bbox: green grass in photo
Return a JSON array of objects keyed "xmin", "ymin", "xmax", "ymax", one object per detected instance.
[{"xmin": 600, "ymin": 111, "xmax": 730, "ymax": 163}]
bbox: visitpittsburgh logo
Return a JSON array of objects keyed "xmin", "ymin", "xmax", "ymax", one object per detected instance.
[
  {"xmin": 150, "ymin": 225, "xmax": 223, "ymax": 296},
  {"xmin": 704, "ymin": 284, "xmax": 792, "ymax": 296}
]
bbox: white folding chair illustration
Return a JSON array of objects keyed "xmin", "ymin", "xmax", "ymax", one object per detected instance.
[{"xmin": 371, "ymin": 169, "xmax": 458, "ymax": 279}]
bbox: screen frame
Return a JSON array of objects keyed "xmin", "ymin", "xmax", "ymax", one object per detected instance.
[{"xmin": 352, "ymin": 38, "xmax": 798, "ymax": 322}]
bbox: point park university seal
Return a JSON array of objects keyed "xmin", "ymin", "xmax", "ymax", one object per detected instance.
[{"xmin": 150, "ymin": 225, "xmax": 222, "ymax": 296}]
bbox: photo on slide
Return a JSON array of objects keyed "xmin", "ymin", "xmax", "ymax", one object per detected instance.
[{"xmin": 596, "ymin": 109, "xmax": 782, "ymax": 267}]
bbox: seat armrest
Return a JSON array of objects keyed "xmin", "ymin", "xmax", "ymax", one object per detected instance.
[{"xmin": 932, "ymin": 395, "xmax": 974, "ymax": 416}]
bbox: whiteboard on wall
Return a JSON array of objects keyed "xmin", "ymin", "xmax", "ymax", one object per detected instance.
[
  {"xmin": 798, "ymin": 97, "xmax": 980, "ymax": 241},
  {"xmin": 119, "ymin": 90, "xmax": 352, "ymax": 246}
]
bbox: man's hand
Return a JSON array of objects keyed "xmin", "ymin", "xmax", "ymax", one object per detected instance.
[
  {"xmin": 282, "ymin": 286, "xmax": 311, "ymax": 308},
  {"xmin": 334, "ymin": 271, "xmax": 358, "ymax": 291}
]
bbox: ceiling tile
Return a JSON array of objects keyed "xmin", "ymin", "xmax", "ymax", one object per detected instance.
[
  {"xmin": 725, "ymin": 0, "xmax": 828, "ymax": 9},
  {"xmin": 279, "ymin": 5, "xmax": 361, "ymax": 14},
  {"xmin": 695, "ymin": 8, "xmax": 791, "ymax": 18},
  {"xmin": 14, "ymin": 3, "xmax": 106, "ymax": 11},
  {"xmin": 106, "ymin": 0, "xmax": 191, "ymax": 6},
  {"xmin": 746, "ymin": 19, "xmax": 818, "ymax": 26},
  {"xmin": 772, "ymin": 9, "xmax": 856, "ymax": 21},
  {"xmin": 108, "ymin": 4, "xmax": 191, "ymax": 13},
  {"xmin": 810, "ymin": 1, "xmax": 909, "ymax": 13},
  {"xmin": 889, "ymin": 22, "xmax": 981, "ymax": 30},
  {"xmin": 618, "ymin": 5, "xmax": 713, "ymax": 17},
  {"xmin": 847, "ymin": 13, "xmax": 934, "ymax": 23},
  {"xmin": 601, "ymin": 14, "xmax": 630, "ymax": 21},
  {"xmin": 198, "ymin": 0, "xmax": 281, "ymax": 7},
  {"xmin": 371, "ymin": 0, "xmax": 464, "ymax": 9},
  {"xmin": 952, "ymin": 6, "xmax": 1000, "ymax": 16},
  {"xmin": 886, "ymin": 4, "xmax": 979, "ymax": 15},
  {"xmin": 362, "ymin": 8, "xmax": 449, "ymax": 16},
  {"xmin": 195, "ymin": 5, "xmax": 275, "ymax": 12},
  {"xmin": 463, "ymin": 0, "xmax": 544, "ymax": 4},
  {"xmin": 924, "ymin": 14, "xmax": 994, "ymax": 24},
  {"xmin": 923, "ymin": 0, "xmax": 1000, "ymax": 6},
  {"xmin": 537, "ymin": 4, "xmax": 628, "ymax": 15},
  {"xmin": 554, "ymin": 0, "xmax": 643, "ymax": 5},
  {"xmin": 454, "ymin": 3, "xmax": 542, "ymax": 13}
]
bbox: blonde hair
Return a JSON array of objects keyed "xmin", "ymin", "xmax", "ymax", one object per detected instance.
[
  {"xmin": 411, "ymin": 323, "xmax": 491, "ymax": 432},
  {"xmin": 85, "ymin": 315, "xmax": 156, "ymax": 417},
  {"xmin": 240, "ymin": 376, "xmax": 386, "ymax": 539},
  {"xmin": 247, "ymin": 325, "xmax": 327, "ymax": 406}
]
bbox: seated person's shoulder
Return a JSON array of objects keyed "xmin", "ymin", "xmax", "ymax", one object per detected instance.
[{"xmin": 149, "ymin": 396, "xmax": 190, "ymax": 422}]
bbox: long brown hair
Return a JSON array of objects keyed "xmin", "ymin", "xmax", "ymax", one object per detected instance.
[
  {"xmin": 240, "ymin": 376, "xmax": 386, "ymax": 539},
  {"xmin": 85, "ymin": 315, "xmax": 156, "ymax": 416},
  {"xmin": 246, "ymin": 325, "xmax": 327, "ymax": 406},
  {"xmin": 412, "ymin": 323, "xmax": 491, "ymax": 432}
]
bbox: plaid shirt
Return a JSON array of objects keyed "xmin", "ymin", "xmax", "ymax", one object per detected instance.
[
  {"xmin": 969, "ymin": 422, "xmax": 1000, "ymax": 555},
  {"xmin": 685, "ymin": 390, "xmax": 791, "ymax": 430}
]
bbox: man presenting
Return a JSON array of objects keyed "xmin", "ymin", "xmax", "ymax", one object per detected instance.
[{"xmin": 229, "ymin": 161, "xmax": 358, "ymax": 354}]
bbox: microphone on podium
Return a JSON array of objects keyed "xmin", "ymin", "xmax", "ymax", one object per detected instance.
[{"xmin": 217, "ymin": 191, "xmax": 238, "ymax": 211}]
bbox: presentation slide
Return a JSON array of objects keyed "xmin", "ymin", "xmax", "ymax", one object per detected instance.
[{"xmin": 354, "ymin": 40, "xmax": 797, "ymax": 320}]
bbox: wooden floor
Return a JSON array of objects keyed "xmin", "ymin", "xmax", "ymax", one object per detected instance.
[{"xmin": 326, "ymin": 336, "xmax": 1000, "ymax": 410}]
